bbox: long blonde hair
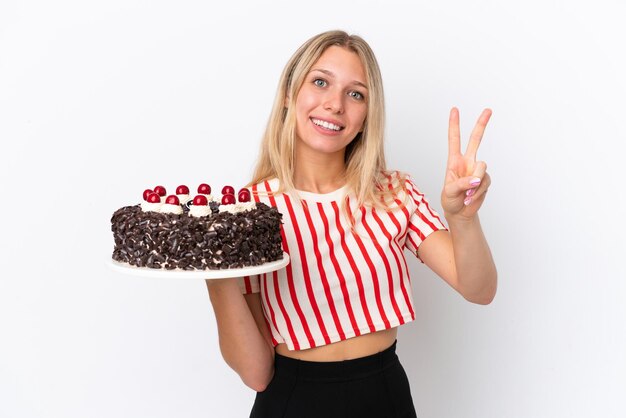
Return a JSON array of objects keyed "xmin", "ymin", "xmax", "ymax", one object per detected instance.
[{"xmin": 249, "ymin": 30, "xmax": 407, "ymax": 215}]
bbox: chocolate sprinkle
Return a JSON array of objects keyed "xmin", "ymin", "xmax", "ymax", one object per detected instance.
[{"xmin": 111, "ymin": 203, "xmax": 283, "ymax": 270}]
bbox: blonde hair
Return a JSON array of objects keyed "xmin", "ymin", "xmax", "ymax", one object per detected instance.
[{"xmin": 249, "ymin": 30, "xmax": 407, "ymax": 217}]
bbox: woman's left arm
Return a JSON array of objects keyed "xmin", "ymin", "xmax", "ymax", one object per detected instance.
[{"xmin": 417, "ymin": 107, "xmax": 497, "ymax": 305}]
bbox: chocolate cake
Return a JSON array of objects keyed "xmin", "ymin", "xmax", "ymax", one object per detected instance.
[{"xmin": 111, "ymin": 184, "xmax": 283, "ymax": 270}]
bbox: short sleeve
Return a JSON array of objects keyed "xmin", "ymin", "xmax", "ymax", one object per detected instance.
[
  {"xmin": 403, "ymin": 177, "xmax": 448, "ymax": 262},
  {"xmin": 237, "ymin": 275, "xmax": 261, "ymax": 294}
]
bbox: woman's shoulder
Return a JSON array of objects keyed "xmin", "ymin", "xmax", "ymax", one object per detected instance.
[
  {"xmin": 378, "ymin": 170, "xmax": 415, "ymax": 193},
  {"xmin": 249, "ymin": 177, "xmax": 280, "ymax": 191},
  {"xmin": 248, "ymin": 178, "xmax": 283, "ymax": 202},
  {"xmin": 376, "ymin": 170, "xmax": 433, "ymax": 211}
]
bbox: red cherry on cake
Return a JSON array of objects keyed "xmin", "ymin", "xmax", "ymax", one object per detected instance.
[
  {"xmin": 147, "ymin": 192, "xmax": 161, "ymax": 203},
  {"xmin": 176, "ymin": 185, "xmax": 190, "ymax": 195},
  {"xmin": 143, "ymin": 189, "xmax": 153, "ymax": 201},
  {"xmin": 238, "ymin": 189, "xmax": 251, "ymax": 203},
  {"xmin": 193, "ymin": 195, "xmax": 209, "ymax": 206},
  {"xmin": 153, "ymin": 185, "xmax": 167, "ymax": 197},
  {"xmin": 198, "ymin": 183, "xmax": 211, "ymax": 195},
  {"xmin": 165, "ymin": 195, "xmax": 180, "ymax": 205},
  {"xmin": 221, "ymin": 194, "xmax": 236, "ymax": 205},
  {"xmin": 221, "ymin": 185, "xmax": 235, "ymax": 195}
]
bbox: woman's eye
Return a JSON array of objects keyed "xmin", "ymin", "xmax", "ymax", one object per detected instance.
[
  {"xmin": 349, "ymin": 91, "xmax": 364, "ymax": 100},
  {"xmin": 313, "ymin": 79, "xmax": 327, "ymax": 87}
]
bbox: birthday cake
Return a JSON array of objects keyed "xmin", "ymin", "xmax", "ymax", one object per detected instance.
[{"xmin": 111, "ymin": 184, "xmax": 283, "ymax": 270}]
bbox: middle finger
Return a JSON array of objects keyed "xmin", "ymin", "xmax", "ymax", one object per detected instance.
[{"xmin": 465, "ymin": 108, "xmax": 492, "ymax": 161}]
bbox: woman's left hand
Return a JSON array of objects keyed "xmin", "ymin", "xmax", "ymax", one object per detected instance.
[{"xmin": 441, "ymin": 107, "xmax": 492, "ymax": 220}]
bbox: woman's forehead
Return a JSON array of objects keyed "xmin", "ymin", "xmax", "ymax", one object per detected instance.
[{"xmin": 308, "ymin": 46, "xmax": 368, "ymax": 87}]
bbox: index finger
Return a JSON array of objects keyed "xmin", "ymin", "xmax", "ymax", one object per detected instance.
[
  {"xmin": 448, "ymin": 107, "xmax": 461, "ymax": 159},
  {"xmin": 465, "ymin": 108, "xmax": 492, "ymax": 161}
]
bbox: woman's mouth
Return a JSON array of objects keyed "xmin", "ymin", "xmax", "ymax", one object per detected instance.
[{"xmin": 310, "ymin": 117, "xmax": 344, "ymax": 132}]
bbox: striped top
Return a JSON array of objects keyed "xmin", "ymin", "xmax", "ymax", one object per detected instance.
[{"xmin": 238, "ymin": 174, "xmax": 447, "ymax": 351}]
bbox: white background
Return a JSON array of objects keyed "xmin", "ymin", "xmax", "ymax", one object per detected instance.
[{"xmin": 1, "ymin": 1, "xmax": 625, "ymax": 417}]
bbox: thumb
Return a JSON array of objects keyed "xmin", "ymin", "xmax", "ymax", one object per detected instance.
[{"xmin": 444, "ymin": 161, "xmax": 487, "ymax": 197}]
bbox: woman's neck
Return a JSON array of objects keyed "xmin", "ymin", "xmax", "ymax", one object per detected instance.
[{"xmin": 293, "ymin": 149, "xmax": 346, "ymax": 194}]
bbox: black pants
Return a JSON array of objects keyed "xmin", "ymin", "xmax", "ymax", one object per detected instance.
[{"xmin": 250, "ymin": 341, "xmax": 417, "ymax": 418}]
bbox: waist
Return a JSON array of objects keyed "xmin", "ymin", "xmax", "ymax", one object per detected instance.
[
  {"xmin": 273, "ymin": 339, "xmax": 399, "ymax": 382},
  {"xmin": 274, "ymin": 327, "xmax": 398, "ymax": 362}
]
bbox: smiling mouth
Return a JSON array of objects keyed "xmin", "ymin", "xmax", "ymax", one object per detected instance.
[{"xmin": 311, "ymin": 118, "xmax": 344, "ymax": 131}]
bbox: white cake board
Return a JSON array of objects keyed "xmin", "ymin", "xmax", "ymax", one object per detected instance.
[{"xmin": 107, "ymin": 252, "xmax": 289, "ymax": 279}]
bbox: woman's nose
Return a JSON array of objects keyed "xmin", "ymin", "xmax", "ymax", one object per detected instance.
[{"xmin": 323, "ymin": 90, "xmax": 344, "ymax": 114}]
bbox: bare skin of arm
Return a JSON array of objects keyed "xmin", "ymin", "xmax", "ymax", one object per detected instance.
[
  {"xmin": 206, "ymin": 279, "xmax": 275, "ymax": 391},
  {"xmin": 418, "ymin": 221, "xmax": 497, "ymax": 305}
]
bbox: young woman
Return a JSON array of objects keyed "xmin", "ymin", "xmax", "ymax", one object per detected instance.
[{"xmin": 206, "ymin": 30, "xmax": 497, "ymax": 418}]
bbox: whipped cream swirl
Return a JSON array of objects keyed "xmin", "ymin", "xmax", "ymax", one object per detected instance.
[
  {"xmin": 218, "ymin": 202, "xmax": 256, "ymax": 214},
  {"xmin": 190, "ymin": 205, "xmax": 212, "ymax": 217},
  {"xmin": 176, "ymin": 194, "xmax": 192, "ymax": 205},
  {"xmin": 161, "ymin": 203, "xmax": 183, "ymax": 215},
  {"xmin": 141, "ymin": 201, "xmax": 163, "ymax": 212}
]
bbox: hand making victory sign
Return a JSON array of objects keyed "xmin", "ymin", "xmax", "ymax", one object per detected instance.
[
  {"xmin": 441, "ymin": 107, "xmax": 493, "ymax": 220},
  {"xmin": 418, "ymin": 106, "xmax": 497, "ymax": 305}
]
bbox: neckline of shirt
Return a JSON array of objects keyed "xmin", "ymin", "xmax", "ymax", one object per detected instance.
[
  {"xmin": 294, "ymin": 184, "xmax": 349, "ymax": 203},
  {"xmin": 265, "ymin": 178, "xmax": 349, "ymax": 203}
]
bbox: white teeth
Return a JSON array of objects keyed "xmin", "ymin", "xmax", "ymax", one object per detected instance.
[{"xmin": 312, "ymin": 118, "xmax": 342, "ymax": 131}]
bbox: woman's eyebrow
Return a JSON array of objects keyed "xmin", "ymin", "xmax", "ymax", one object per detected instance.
[{"xmin": 310, "ymin": 68, "xmax": 368, "ymax": 89}]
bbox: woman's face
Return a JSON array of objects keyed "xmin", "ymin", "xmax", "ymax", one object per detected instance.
[{"xmin": 294, "ymin": 46, "xmax": 368, "ymax": 159}]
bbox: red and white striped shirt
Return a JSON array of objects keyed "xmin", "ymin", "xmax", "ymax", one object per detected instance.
[{"xmin": 239, "ymin": 174, "xmax": 447, "ymax": 351}]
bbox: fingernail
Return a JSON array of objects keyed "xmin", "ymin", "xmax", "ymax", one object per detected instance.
[
  {"xmin": 470, "ymin": 178, "xmax": 481, "ymax": 186},
  {"xmin": 466, "ymin": 188, "xmax": 476, "ymax": 197},
  {"xmin": 464, "ymin": 197, "xmax": 472, "ymax": 206}
]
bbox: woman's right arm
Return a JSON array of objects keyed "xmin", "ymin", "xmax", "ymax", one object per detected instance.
[{"xmin": 205, "ymin": 278, "xmax": 275, "ymax": 392}]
